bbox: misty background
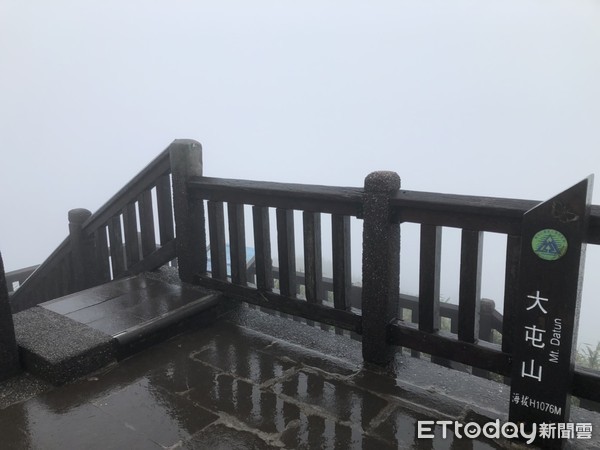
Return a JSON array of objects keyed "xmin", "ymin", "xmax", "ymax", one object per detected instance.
[{"xmin": 1, "ymin": 1, "xmax": 599, "ymax": 348}]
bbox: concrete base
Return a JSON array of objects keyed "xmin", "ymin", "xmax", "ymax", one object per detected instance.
[
  {"xmin": 13, "ymin": 307, "xmax": 116, "ymax": 385},
  {"xmin": 12, "ymin": 270, "xmax": 237, "ymax": 385}
]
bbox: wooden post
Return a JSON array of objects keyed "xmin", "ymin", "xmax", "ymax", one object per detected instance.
[
  {"xmin": 361, "ymin": 171, "xmax": 401, "ymax": 366},
  {"xmin": 68, "ymin": 208, "xmax": 93, "ymax": 292},
  {"xmin": 458, "ymin": 229, "xmax": 483, "ymax": 343},
  {"xmin": 418, "ymin": 224, "xmax": 442, "ymax": 333},
  {"xmin": 169, "ymin": 139, "xmax": 205, "ymax": 283},
  {"xmin": 0, "ymin": 252, "xmax": 20, "ymax": 381},
  {"xmin": 509, "ymin": 177, "xmax": 593, "ymax": 448},
  {"xmin": 303, "ymin": 211, "xmax": 323, "ymax": 304}
]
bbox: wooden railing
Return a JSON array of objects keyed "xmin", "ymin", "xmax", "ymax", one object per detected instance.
[
  {"xmin": 9, "ymin": 140, "xmax": 190, "ymax": 312},
  {"xmin": 189, "ymin": 177, "xmax": 364, "ymax": 331},
  {"xmin": 265, "ymin": 265, "xmax": 501, "ymax": 344},
  {"xmin": 6, "ymin": 265, "xmax": 38, "ymax": 296},
  {"xmin": 6, "ymin": 139, "xmax": 600, "ymax": 416},
  {"xmin": 388, "ymin": 190, "xmax": 600, "ymax": 403},
  {"xmin": 168, "ymin": 144, "xmax": 600, "ymax": 410}
]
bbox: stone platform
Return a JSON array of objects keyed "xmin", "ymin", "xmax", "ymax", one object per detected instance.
[
  {"xmin": 3, "ymin": 272, "xmax": 600, "ymax": 448},
  {"xmin": 0, "ymin": 305, "xmax": 510, "ymax": 449}
]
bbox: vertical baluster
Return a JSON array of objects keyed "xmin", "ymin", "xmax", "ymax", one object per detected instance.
[
  {"xmin": 108, "ymin": 215, "xmax": 125, "ymax": 278},
  {"xmin": 303, "ymin": 211, "xmax": 323, "ymax": 304},
  {"xmin": 409, "ymin": 305, "xmax": 421, "ymax": 358},
  {"xmin": 123, "ymin": 203, "xmax": 140, "ymax": 269},
  {"xmin": 156, "ymin": 174, "xmax": 175, "ymax": 245},
  {"xmin": 458, "ymin": 229, "xmax": 483, "ymax": 343},
  {"xmin": 138, "ymin": 190, "xmax": 157, "ymax": 257},
  {"xmin": 62, "ymin": 256, "xmax": 72, "ymax": 296},
  {"xmin": 228, "ymin": 203, "xmax": 247, "ymax": 285},
  {"xmin": 207, "ymin": 201, "xmax": 227, "ymax": 280},
  {"xmin": 51, "ymin": 267, "xmax": 61, "ymax": 300},
  {"xmin": 419, "ymin": 224, "xmax": 442, "ymax": 333},
  {"xmin": 332, "ymin": 215, "xmax": 351, "ymax": 311},
  {"xmin": 502, "ymin": 235, "xmax": 521, "ymax": 354},
  {"xmin": 277, "ymin": 209, "xmax": 296, "ymax": 298},
  {"xmin": 95, "ymin": 226, "xmax": 111, "ymax": 283},
  {"xmin": 253, "ymin": 206, "xmax": 273, "ymax": 291}
]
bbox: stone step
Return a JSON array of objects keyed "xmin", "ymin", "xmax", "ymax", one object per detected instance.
[
  {"xmin": 13, "ymin": 307, "xmax": 116, "ymax": 386},
  {"xmin": 13, "ymin": 271, "xmax": 234, "ymax": 384}
]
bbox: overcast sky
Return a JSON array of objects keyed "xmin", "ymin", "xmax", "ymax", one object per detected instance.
[{"xmin": 1, "ymin": 0, "xmax": 600, "ymax": 344}]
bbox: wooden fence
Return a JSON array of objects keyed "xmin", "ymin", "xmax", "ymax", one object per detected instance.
[
  {"xmin": 168, "ymin": 142, "xmax": 600, "ymax": 410},
  {"xmin": 9, "ymin": 142, "xmax": 183, "ymax": 312},
  {"xmin": 6, "ymin": 265, "xmax": 38, "ymax": 296},
  {"xmin": 6, "ymin": 139, "xmax": 600, "ymax": 424}
]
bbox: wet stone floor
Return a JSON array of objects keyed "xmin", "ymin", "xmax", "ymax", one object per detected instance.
[{"xmin": 0, "ymin": 316, "xmax": 503, "ymax": 449}]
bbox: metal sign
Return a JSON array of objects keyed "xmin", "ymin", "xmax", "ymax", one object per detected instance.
[{"xmin": 509, "ymin": 176, "xmax": 593, "ymax": 447}]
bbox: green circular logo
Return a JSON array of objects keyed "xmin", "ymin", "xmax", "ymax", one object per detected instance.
[{"xmin": 531, "ymin": 229, "xmax": 568, "ymax": 261}]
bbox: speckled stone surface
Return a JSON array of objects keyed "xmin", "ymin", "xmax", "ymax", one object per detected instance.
[
  {"xmin": 361, "ymin": 170, "xmax": 401, "ymax": 365},
  {"xmin": 13, "ymin": 307, "xmax": 116, "ymax": 385},
  {"xmin": 0, "ymin": 373, "xmax": 52, "ymax": 409}
]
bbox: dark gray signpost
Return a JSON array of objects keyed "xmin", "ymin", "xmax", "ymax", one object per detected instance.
[{"xmin": 509, "ymin": 177, "xmax": 593, "ymax": 448}]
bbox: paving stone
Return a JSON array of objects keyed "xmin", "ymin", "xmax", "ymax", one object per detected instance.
[
  {"xmin": 261, "ymin": 341, "xmax": 359, "ymax": 377},
  {"xmin": 6, "ymin": 303, "xmax": 598, "ymax": 449},
  {"xmin": 227, "ymin": 305, "xmax": 364, "ymax": 367},
  {"xmin": 182, "ymin": 423, "xmax": 280, "ymax": 450},
  {"xmin": 189, "ymin": 327, "xmax": 297, "ymax": 385},
  {"xmin": 0, "ymin": 406, "xmax": 30, "ymax": 449},
  {"xmin": 92, "ymin": 379, "xmax": 218, "ymax": 447},
  {"xmin": 371, "ymin": 405, "xmax": 504, "ymax": 450},
  {"xmin": 148, "ymin": 355, "xmax": 222, "ymax": 395},
  {"xmin": 274, "ymin": 369, "xmax": 388, "ymax": 427},
  {"xmin": 0, "ymin": 398, "xmax": 161, "ymax": 449},
  {"xmin": 186, "ymin": 374, "xmax": 301, "ymax": 435},
  {"xmin": 350, "ymin": 366, "xmax": 466, "ymax": 419},
  {"xmin": 15, "ymin": 340, "xmax": 218, "ymax": 414},
  {"xmin": 280, "ymin": 412, "xmax": 392, "ymax": 450}
]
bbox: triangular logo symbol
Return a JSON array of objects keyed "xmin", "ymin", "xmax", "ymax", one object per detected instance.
[{"xmin": 536, "ymin": 236, "xmax": 562, "ymax": 256}]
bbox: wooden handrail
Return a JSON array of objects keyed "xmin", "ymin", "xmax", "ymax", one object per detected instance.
[
  {"xmin": 190, "ymin": 178, "xmax": 600, "ymax": 242},
  {"xmin": 8, "ymin": 140, "xmax": 600, "ymax": 413},
  {"xmin": 186, "ymin": 172, "xmax": 600, "ymax": 412},
  {"xmin": 392, "ymin": 189, "xmax": 600, "ymax": 243},
  {"xmin": 9, "ymin": 237, "xmax": 71, "ymax": 311},
  {"xmin": 188, "ymin": 177, "xmax": 363, "ymax": 216},
  {"xmin": 5, "ymin": 264, "xmax": 39, "ymax": 294},
  {"xmin": 82, "ymin": 147, "xmax": 171, "ymax": 233},
  {"xmin": 9, "ymin": 140, "xmax": 188, "ymax": 311}
]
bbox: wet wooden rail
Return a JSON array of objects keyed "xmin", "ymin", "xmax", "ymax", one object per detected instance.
[{"xmin": 8, "ymin": 139, "xmax": 600, "ymax": 411}]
